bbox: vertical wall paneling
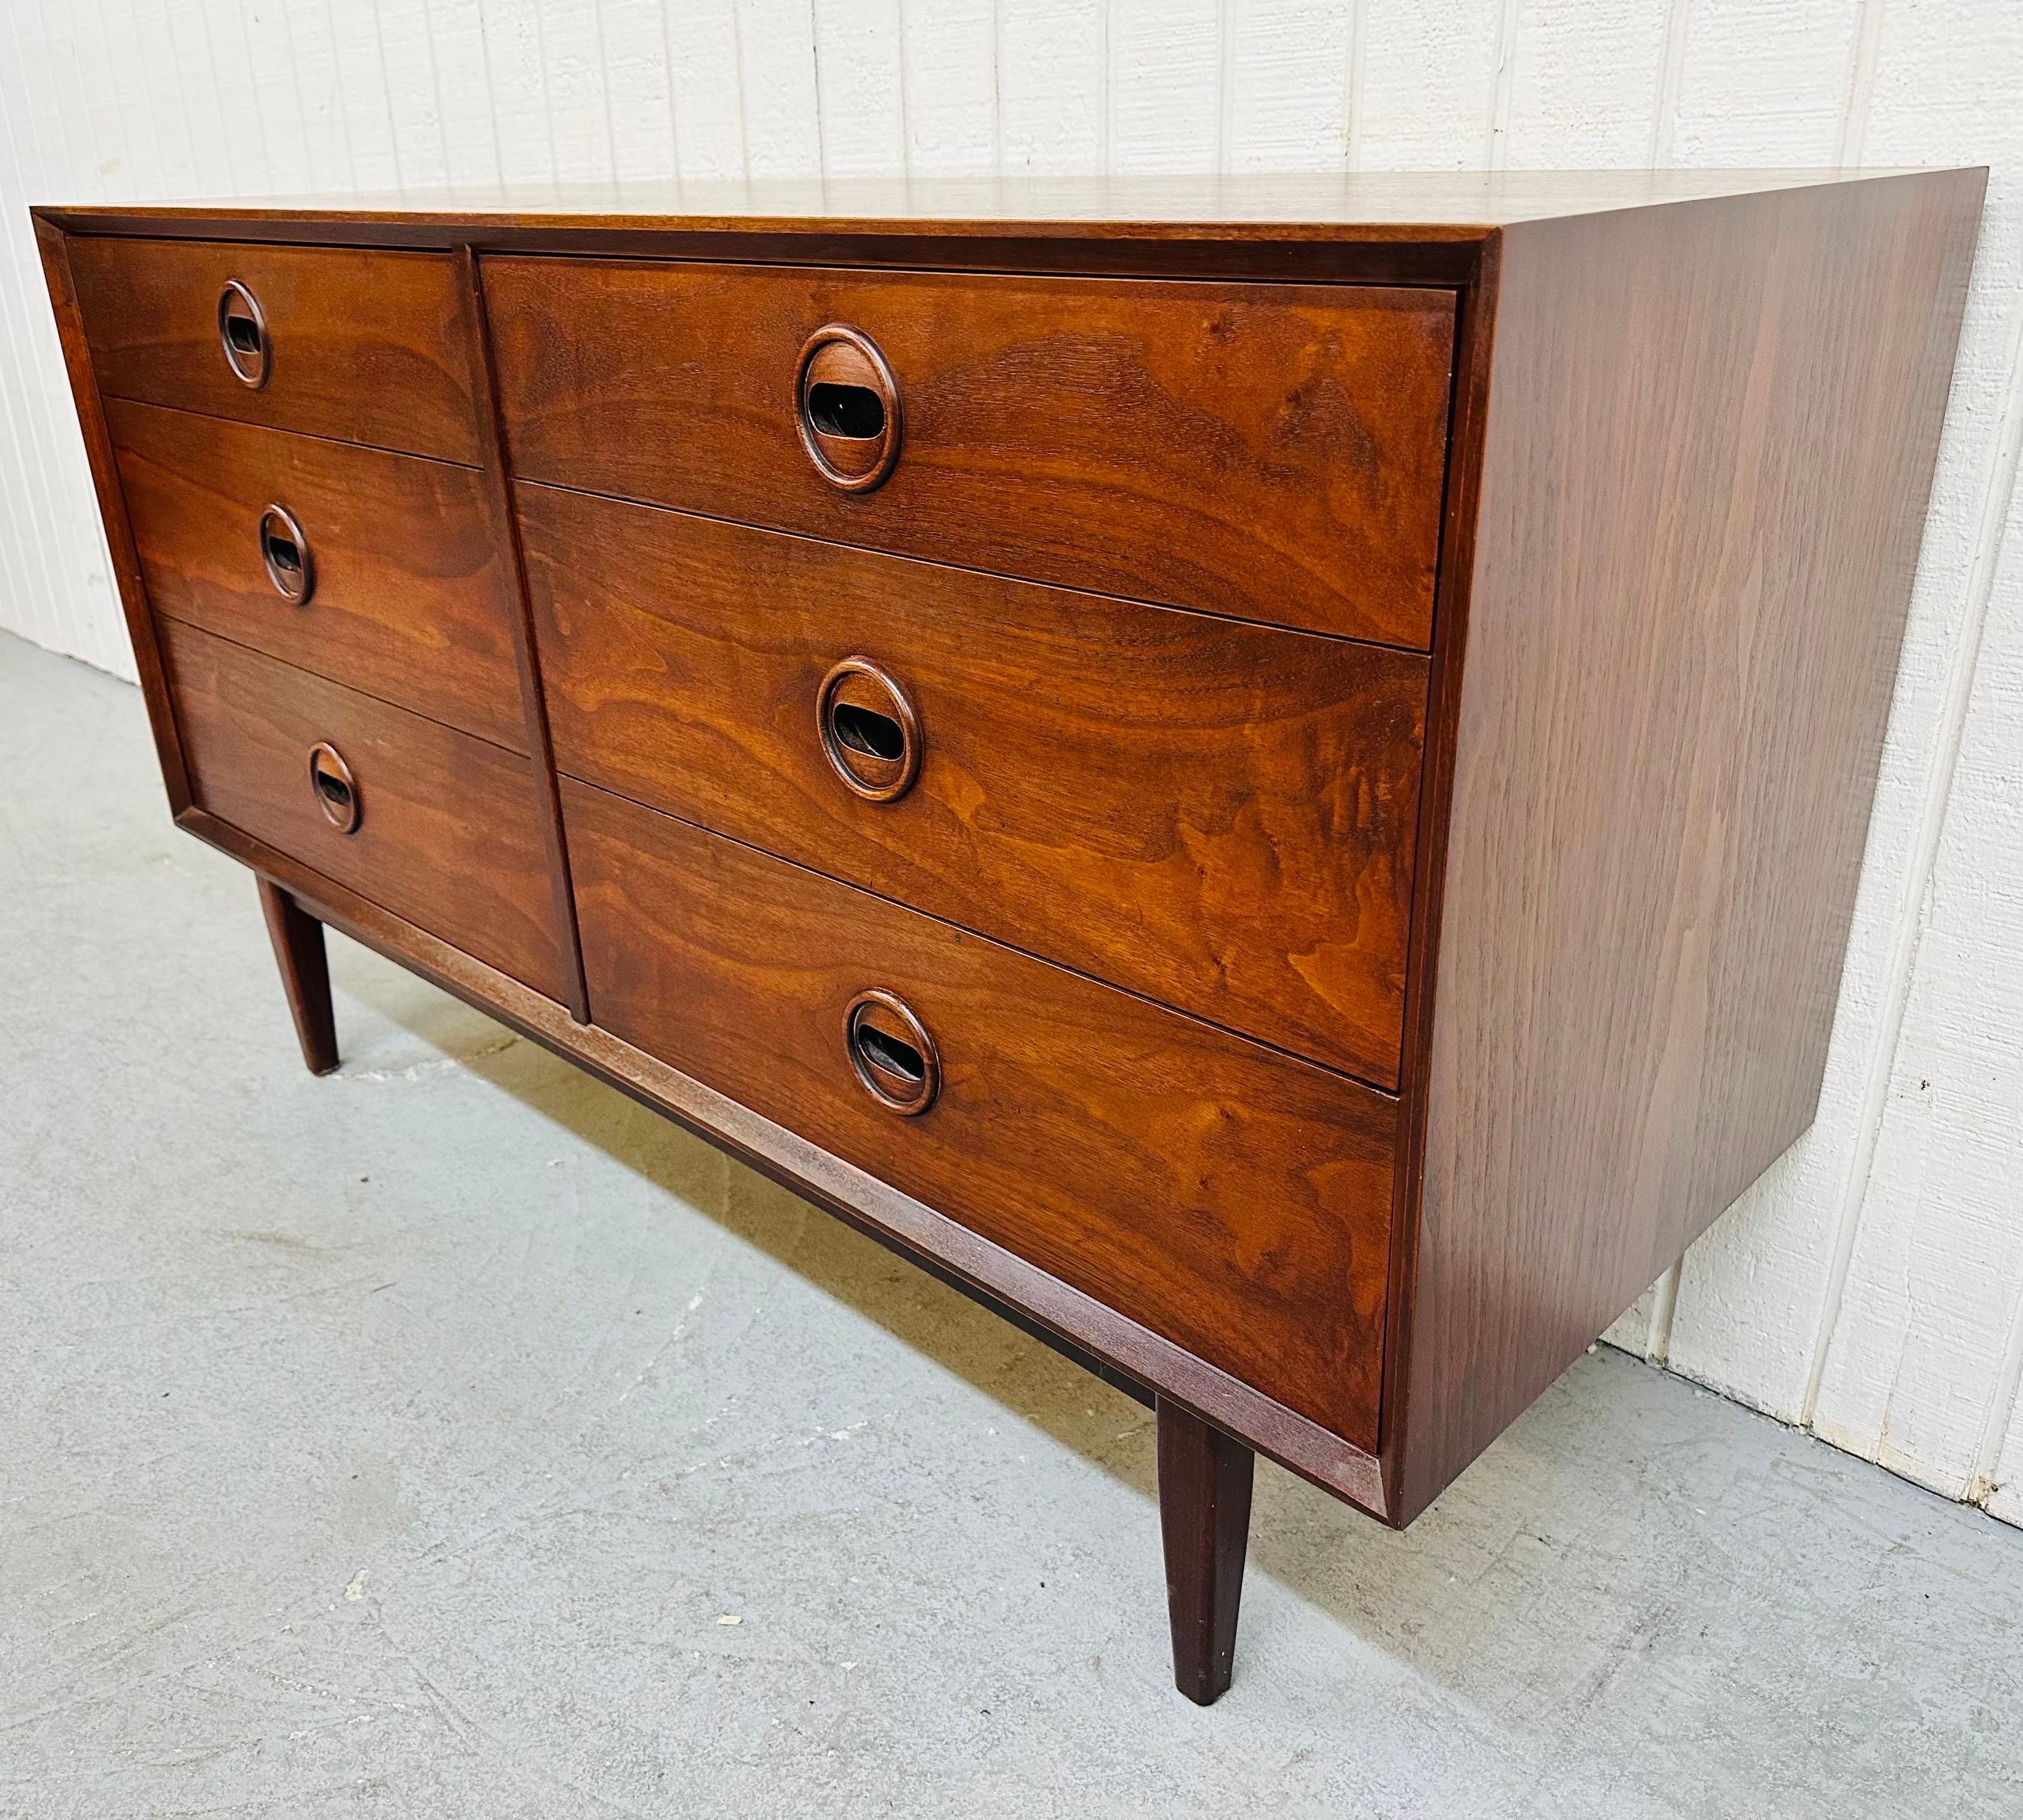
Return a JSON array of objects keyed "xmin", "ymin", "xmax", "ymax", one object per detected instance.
[
  {"xmin": 1497, "ymin": 0, "xmax": 1672, "ymax": 167},
  {"xmin": 1839, "ymin": 0, "xmax": 1889, "ymax": 165},
  {"xmin": 0, "ymin": 28, "xmax": 60, "ymax": 658},
  {"xmin": 1, "ymin": 0, "xmax": 2018, "ymax": 1527},
  {"xmin": 1599, "ymin": 1286, "xmax": 1657, "ymax": 1358},
  {"xmin": 1806, "ymin": 459, "xmax": 2023, "ymax": 1496},
  {"xmin": 476, "ymin": 0, "xmax": 556, "ymax": 185},
  {"xmin": 1603, "ymin": 1261, "xmax": 1684, "ymax": 1366},
  {"xmin": 900, "ymin": 0, "xmax": 997, "ymax": 177},
  {"xmin": 1646, "ymin": 0, "xmax": 1950, "ymax": 1419},
  {"xmin": 1222, "ymin": 0, "xmax": 1353, "ymax": 171},
  {"xmin": 1664, "ymin": 1, "xmax": 2023, "ymax": 1496},
  {"xmin": 1797, "ymin": 0, "xmax": 2023, "ymax": 1497},
  {"xmin": 1806, "ymin": 309, "xmax": 2023, "ymax": 1493},
  {"xmin": 0, "ymin": 2, "xmax": 122, "ymax": 677},
  {"xmin": 374, "ymin": 0, "xmax": 446, "ymax": 188},
  {"xmin": 999, "ymin": 1, "xmax": 1106, "ymax": 175},
  {"xmin": 737, "ymin": 1, "xmax": 824, "ymax": 179},
  {"xmin": 425, "ymin": 0, "xmax": 505, "ymax": 189},
  {"xmin": 1107, "ymin": 0, "xmax": 1219, "ymax": 174},
  {"xmin": 335, "ymin": 3, "xmax": 406, "ymax": 193},
  {"xmin": 666, "ymin": 2, "xmax": 747, "ymax": 182},
  {"xmin": 238, "ymin": 2, "xmax": 310, "ymax": 192},
  {"xmin": 1351, "ymin": 0, "xmax": 1503, "ymax": 170},
  {"xmin": 600, "ymin": 0, "xmax": 680, "ymax": 183},
  {"xmin": 811, "ymin": 0, "xmax": 906, "ymax": 178},
  {"xmin": 539, "ymin": 3, "xmax": 619, "ymax": 184},
  {"xmin": 1646, "ymin": 0, "xmax": 1689, "ymax": 166},
  {"xmin": 1991, "ymin": 1390, "xmax": 2023, "ymax": 1524},
  {"xmin": 1669, "ymin": 0, "xmax": 1859, "ymax": 166}
]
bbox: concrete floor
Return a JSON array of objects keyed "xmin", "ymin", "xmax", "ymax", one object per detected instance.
[{"xmin": 2, "ymin": 627, "xmax": 2019, "ymax": 1820}]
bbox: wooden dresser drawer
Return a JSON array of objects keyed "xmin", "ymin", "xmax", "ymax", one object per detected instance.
[
  {"xmin": 523, "ymin": 484, "xmax": 1424, "ymax": 1086},
  {"xmin": 113, "ymin": 400, "xmax": 525, "ymax": 751},
  {"xmin": 486, "ymin": 259, "xmax": 1455, "ymax": 649},
  {"xmin": 69, "ymin": 237, "xmax": 480, "ymax": 464},
  {"xmin": 161, "ymin": 621, "xmax": 561, "ymax": 998},
  {"xmin": 564, "ymin": 776, "xmax": 1395, "ymax": 1449}
]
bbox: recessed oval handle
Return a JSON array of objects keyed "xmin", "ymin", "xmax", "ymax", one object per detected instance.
[
  {"xmin": 807, "ymin": 382, "xmax": 885, "ymax": 439},
  {"xmin": 217, "ymin": 279, "xmax": 270, "ymax": 389},
  {"xmin": 845, "ymin": 989, "xmax": 940, "ymax": 1115},
  {"xmin": 795, "ymin": 325, "xmax": 901, "ymax": 492},
  {"xmin": 307, "ymin": 741, "xmax": 361, "ymax": 834},
  {"xmin": 259, "ymin": 504, "xmax": 315, "ymax": 604},
  {"xmin": 817, "ymin": 656, "xmax": 920, "ymax": 802}
]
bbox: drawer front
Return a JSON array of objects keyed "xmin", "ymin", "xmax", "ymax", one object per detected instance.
[
  {"xmin": 114, "ymin": 400, "xmax": 525, "ymax": 751},
  {"xmin": 524, "ymin": 484, "xmax": 1424, "ymax": 1087},
  {"xmin": 70, "ymin": 237, "xmax": 480, "ymax": 464},
  {"xmin": 487, "ymin": 259, "xmax": 1456, "ymax": 649},
  {"xmin": 162, "ymin": 621, "xmax": 562, "ymax": 998},
  {"xmin": 564, "ymin": 778, "xmax": 1394, "ymax": 1450}
]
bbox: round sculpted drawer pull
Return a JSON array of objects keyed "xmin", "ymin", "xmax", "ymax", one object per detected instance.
[
  {"xmin": 845, "ymin": 989, "xmax": 940, "ymax": 1116},
  {"xmin": 817, "ymin": 656, "xmax": 920, "ymax": 802},
  {"xmin": 217, "ymin": 279, "xmax": 271, "ymax": 389},
  {"xmin": 258, "ymin": 504, "xmax": 315, "ymax": 604},
  {"xmin": 795, "ymin": 324, "xmax": 901, "ymax": 492},
  {"xmin": 307, "ymin": 741, "xmax": 361, "ymax": 834}
]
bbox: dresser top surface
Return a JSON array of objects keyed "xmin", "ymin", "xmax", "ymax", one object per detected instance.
[{"xmin": 34, "ymin": 168, "xmax": 1965, "ymax": 244}]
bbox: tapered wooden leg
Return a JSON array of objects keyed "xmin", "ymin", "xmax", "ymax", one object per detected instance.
[
  {"xmin": 258, "ymin": 877, "xmax": 339, "ymax": 1076},
  {"xmin": 1157, "ymin": 1396, "xmax": 1255, "ymax": 1705}
]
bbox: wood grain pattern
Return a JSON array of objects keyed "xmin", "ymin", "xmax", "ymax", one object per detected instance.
[
  {"xmin": 109, "ymin": 400, "xmax": 526, "ymax": 750},
  {"xmin": 32, "ymin": 175, "xmax": 1989, "ymax": 1568},
  {"xmin": 179, "ymin": 800, "xmax": 1388, "ymax": 1512},
  {"xmin": 1378, "ymin": 232, "xmax": 1501, "ymax": 1523},
  {"xmin": 33, "ymin": 178, "xmax": 1920, "ymax": 308},
  {"xmin": 32, "ymin": 169, "xmax": 1899, "ymax": 235},
  {"xmin": 458, "ymin": 247, "xmax": 593, "ymax": 1025},
  {"xmin": 487, "ymin": 258, "xmax": 1456, "ymax": 648},
  {"xmin": 162, "ymin": 619, "xmax": 563, "ymax": 1001},
  {"xmin": 67, "ymin": 237, "xmax": 481, "ymax": 465},
  {"xmin": 1396, "ymin": 169, "xmax": 1987, "ymax": 1523},
  {"xmin": 33, "ymin": 220, "xmax": 192, "ymax": 814},
  {"xmin": 519, "ymin": 484, "xmax": 1427, "ymax": 1085},
  {"xmin": 563, "ymin": 777, "xmax": 1397, "ymax": 1451}
]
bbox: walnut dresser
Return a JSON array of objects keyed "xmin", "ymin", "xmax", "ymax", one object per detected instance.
[{"xmin": 34, "ymin": 171, "xmax": 1981, "ymax": 1704}]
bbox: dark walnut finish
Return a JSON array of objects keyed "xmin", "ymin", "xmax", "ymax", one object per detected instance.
[
  {"xmin": 67, "ymin": 236, "xmax": 481, "ymax": 465},
  {"xmin": 34, "ymin": 171, "xmax": 1982, "ymax": 1704},
  {"xmin": 110, "ymin": 399, "xmax": 527, "ymax": 750},
  {"xmin": 485, "ymin": 258, "xmax": 1456, "ymax": 648},
  {"xmin": 519, "ymin": 484, "xmax": 1425, "ymax": 1086},
  {"xmin": 563, "ymin": 776, "xmax": 1397, "ymax": 1449},
  {"xmin": 1394, "ymin": 170, "xmax": 1987, "ymax": 1524},
  {"xmin": 258, "ymin": 877, "xmax": 339, "ymax": 1076},
  {"xmin": 1158, "ymin": 1397, "xmax": 1256, "ymax": 1705},
  {"xmin": 457, "ymin": 244, "xmax": 595, "ymax": 1028},
  {"xmin": 160, "ymin": 618, "xmax": 564, "ymax": 1000}
]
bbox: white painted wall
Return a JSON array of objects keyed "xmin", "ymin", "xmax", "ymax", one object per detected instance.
[{"xmin": 1, "ymin": 0, "xmax": 2018, "ymax": 1525}]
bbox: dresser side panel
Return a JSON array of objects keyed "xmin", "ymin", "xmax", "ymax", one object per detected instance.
[
  {"xmin": 1399, "ymin": 170, "xmax": 1985, "ymax": 1523},
  {"xmin": 32, "ymin": 217, "xmax": 190, "ymax": 813}
]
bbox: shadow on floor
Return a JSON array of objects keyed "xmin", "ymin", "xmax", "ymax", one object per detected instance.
[{"xmin": 326, "ymin": 933, "xmax": 2023, "ymax": 1735}]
